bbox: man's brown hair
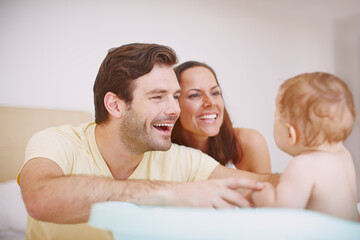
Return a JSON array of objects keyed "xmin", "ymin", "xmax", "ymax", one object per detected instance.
[
  {"xmin": 279, "ymin": 72, "xmax": 355, "ymax": 147},
  {"xmin": 93, "ymin": 43, "xmax": 178, "ymax": 124}
]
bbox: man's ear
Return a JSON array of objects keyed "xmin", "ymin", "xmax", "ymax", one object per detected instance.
[
  {"xmin": 286, "ymin": 123, "xmax": 297, "ymax": 145},
  {"xmin": 104, "ymin": 92, "xmax": 125, "ymax": 119}
]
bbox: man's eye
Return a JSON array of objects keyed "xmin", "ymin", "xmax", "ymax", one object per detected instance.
[
  {"xmin": 174, "ymin": 95, "xmax": 180, "ymax": 101},
  {"xmin": 151, "ymin": 96, "xmax": 162, "ymax": 101}
]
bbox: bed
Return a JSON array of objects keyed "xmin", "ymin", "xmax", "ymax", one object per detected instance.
[{"xmin": 0, "ymin": 106, "xmax": 93, "ymax": 240}]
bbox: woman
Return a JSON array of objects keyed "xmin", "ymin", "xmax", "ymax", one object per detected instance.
[{"xmin": 172, "ymin": 61, "xmax": 271, "ymax": 173}]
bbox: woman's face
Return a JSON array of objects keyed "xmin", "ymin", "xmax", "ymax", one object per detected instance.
[{"xmin": 178, "ymin": 66, "xmax": 224, "ymax": 138}]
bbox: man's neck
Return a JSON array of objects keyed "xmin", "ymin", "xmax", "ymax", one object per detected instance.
[{"xmin": 94, "ymin": 123, "xmax": 144, "ymax": 180}]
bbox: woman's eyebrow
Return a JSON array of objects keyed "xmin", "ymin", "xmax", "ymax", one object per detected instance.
[
  {"xmin": 210, "ymin": 85, "xmax": 220, "ymax": 90},
  {"xmin": 186, "ymin": 85, "xmax": 220, "ymax": 92}
]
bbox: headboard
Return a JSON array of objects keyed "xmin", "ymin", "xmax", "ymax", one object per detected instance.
[{"xmin": 0, "ymin": 106, "xmax": 93, "ymax": 182}]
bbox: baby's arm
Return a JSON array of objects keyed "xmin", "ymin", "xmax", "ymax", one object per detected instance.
[{"xmin": 252, "ymin": 156, "xmax": 314, "ymax": 208}]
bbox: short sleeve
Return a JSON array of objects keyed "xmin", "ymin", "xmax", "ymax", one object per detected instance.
[{"xmin": 17, "ymin": 128, "xmax": 75, "ymax": 184}]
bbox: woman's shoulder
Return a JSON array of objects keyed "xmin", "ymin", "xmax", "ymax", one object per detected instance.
[
  {"xmin": 233, "ymin": 127, "xmax": 266, "ymax": 146},
  {"xmin": 233, "ymin": 127, "xmax": 271, "ymax": 173}
]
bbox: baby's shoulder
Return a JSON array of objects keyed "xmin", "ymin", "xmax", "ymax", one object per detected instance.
[{"xmin": 291, "ymin": 150, "xmax": 351, "ymax": 171}]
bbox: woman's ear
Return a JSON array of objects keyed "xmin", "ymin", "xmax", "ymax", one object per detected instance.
[
  {"xmin": 286, "ymin": 123, "xmax": 297, "ymax": 145},
  {"xmin": 104, "ymin": 92, "xmax": 125, "ymax": 119}
]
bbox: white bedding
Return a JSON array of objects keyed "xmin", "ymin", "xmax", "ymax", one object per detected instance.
[
  {"xmin": 0, "ymin": 180, "xmax": 26, "ymax": 240},
  {"xmin": 1, "ymin": 179, "xmax": 360, "ymax": 240}
]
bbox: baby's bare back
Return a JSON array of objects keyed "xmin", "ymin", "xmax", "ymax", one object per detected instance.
[{"xmin": 304, "ymin": 148, "xmax": 358, "ymax": 221}]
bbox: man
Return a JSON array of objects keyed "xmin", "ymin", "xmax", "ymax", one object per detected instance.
[{"xmin": 19, "ymin": 43, "xmax": 277, "ymax": 239}]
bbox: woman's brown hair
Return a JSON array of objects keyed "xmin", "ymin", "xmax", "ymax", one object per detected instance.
[{"xmin": 171, "ymin": 61, "xmax": 242, "ymax": 166}]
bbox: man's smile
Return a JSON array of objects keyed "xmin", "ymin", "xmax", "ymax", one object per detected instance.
[{"xmin": 153, "ymin": 123, "xmax": 174, "ymax": 132}]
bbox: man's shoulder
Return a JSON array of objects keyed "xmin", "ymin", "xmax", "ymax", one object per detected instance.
[
  {"xmin": 35, "ymin": 121, "xmax": 94, "ymax": 135},
  {"xmin": 30, "ymin": 121, "xmax": 95, "ymax": 144}
]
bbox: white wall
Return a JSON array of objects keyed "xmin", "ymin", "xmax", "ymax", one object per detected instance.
[
  {"xmin": 334, "ymin": 14, "xmax": 360, "ymax": 199},
  {"xmin": 1, "ymin": 0, "xmax": 360, "ymax": 176}
]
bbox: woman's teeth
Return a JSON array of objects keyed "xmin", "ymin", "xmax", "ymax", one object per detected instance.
[{"xmin": 198, "ymin": 114, "xmax": 217, "ymax": 120}]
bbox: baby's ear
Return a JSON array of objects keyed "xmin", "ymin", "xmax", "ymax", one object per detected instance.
[{"xmin": 286, "ymin": 123, "xmax": 297, "ymax": 145}]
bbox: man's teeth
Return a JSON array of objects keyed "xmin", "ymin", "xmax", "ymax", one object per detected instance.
[
  {"xmin": 198, "ymin": 114, "xmax": 217, "ymax": 120},
  {"xmin": 153, "ymin": 123, "xmax": 173, "ymax": 127}
]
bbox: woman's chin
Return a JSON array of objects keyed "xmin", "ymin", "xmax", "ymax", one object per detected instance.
[{"xmin": 201, "ymin": 129, "xmax": 220, "ymax": 137}]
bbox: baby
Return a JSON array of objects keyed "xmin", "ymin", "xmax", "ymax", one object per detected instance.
[{"xmin": 252, "ymin": 72, "xmax": 358, "ymax": 221}]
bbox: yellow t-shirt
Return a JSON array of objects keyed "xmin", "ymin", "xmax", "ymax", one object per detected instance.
[{"xmin": 18, "ymin": 122, "xmax": 219, "ymax": 240}]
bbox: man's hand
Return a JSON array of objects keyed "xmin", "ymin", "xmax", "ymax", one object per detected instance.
[
  {"xmin": 149, "ymin": 178, "xmax": 264, "ymax": 208},
  {"xmin": 209, "ymin": 165, "xmax": 281, "ymax": 186}
]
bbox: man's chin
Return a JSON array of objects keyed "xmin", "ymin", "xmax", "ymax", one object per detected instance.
[
  {"xmin": 157, "ymin": 143, "xmax": 172, "ymax": 151},
  {"xmin": 150, "ymin": 140, "xmax": 172, "ymax": 152}
]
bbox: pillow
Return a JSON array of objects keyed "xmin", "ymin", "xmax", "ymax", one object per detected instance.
[{"xmin": 0, "ymin": 180, "xmax": 27, "ymax": 240}]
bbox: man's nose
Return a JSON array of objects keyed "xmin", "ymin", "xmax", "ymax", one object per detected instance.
[{"xmin": 165, "ymin": 97, "xmax": 181, "ymax": 116}]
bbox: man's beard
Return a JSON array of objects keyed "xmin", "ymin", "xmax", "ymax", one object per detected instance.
[{"xmin": 119, "ymin": 109, "xmax": 174, "ymax": 154}]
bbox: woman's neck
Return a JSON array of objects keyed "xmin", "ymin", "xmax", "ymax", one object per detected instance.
[{"xmin": 181, "ymin": 129, "xmax": 210, "ymax": 154}]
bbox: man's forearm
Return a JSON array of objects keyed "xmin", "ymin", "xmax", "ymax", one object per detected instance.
[
  {"xmin": 21, "ymin": 160, "xmax": 268, "ymax": 225},
  {"xmin": 23, "ymin": 175, "xmax": 173, "ymax": 224}
]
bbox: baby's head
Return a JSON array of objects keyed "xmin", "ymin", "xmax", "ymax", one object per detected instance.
[{"xmin": 277, "ymin": 72, "xmax": 355, "ymax": 148}]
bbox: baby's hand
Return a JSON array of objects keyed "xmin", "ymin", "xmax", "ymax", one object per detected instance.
[
  {"xmin": 250, "ymin": 182, "xmax": 275, "ymax": 207},
  {"xmin": 242, "ymin": 183, "xmax": 266, "ymax": 207}
]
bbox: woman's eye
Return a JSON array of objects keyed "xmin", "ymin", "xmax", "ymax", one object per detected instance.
[
  {"xmin": 188, "ymin": 93, "xmax": 200, "ymax": 99},
  {"xmin": 211, "ymin": 91, "xmax": 221, "ymax": 96}
]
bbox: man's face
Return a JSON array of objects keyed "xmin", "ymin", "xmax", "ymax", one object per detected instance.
[{"xmin": 119, "ymin": 65, "xmax": 181, "ymax": 153}]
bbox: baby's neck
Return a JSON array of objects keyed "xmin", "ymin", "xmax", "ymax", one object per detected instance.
[{"xmin": 303, "ymin": 141, "xmax": 344, "ymax": 154}]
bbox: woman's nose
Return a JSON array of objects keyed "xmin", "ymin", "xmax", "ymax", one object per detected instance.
[{"xmin": 203, "ymin": 94, "xmax": 215, "ymax": 107}]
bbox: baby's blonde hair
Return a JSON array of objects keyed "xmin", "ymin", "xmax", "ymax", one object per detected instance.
[{"xmin": 278, "ymin": 72, "xmax": 355, "ymax": 147}]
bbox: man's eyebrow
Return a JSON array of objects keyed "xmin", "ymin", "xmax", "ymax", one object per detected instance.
[
  {"xmin": 146, "ymin": 89, "xmax": 168, "ymax": 95},
  {"xmin": 146, "ymin": 88, "xmax": 182, "ymax": 95}
]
